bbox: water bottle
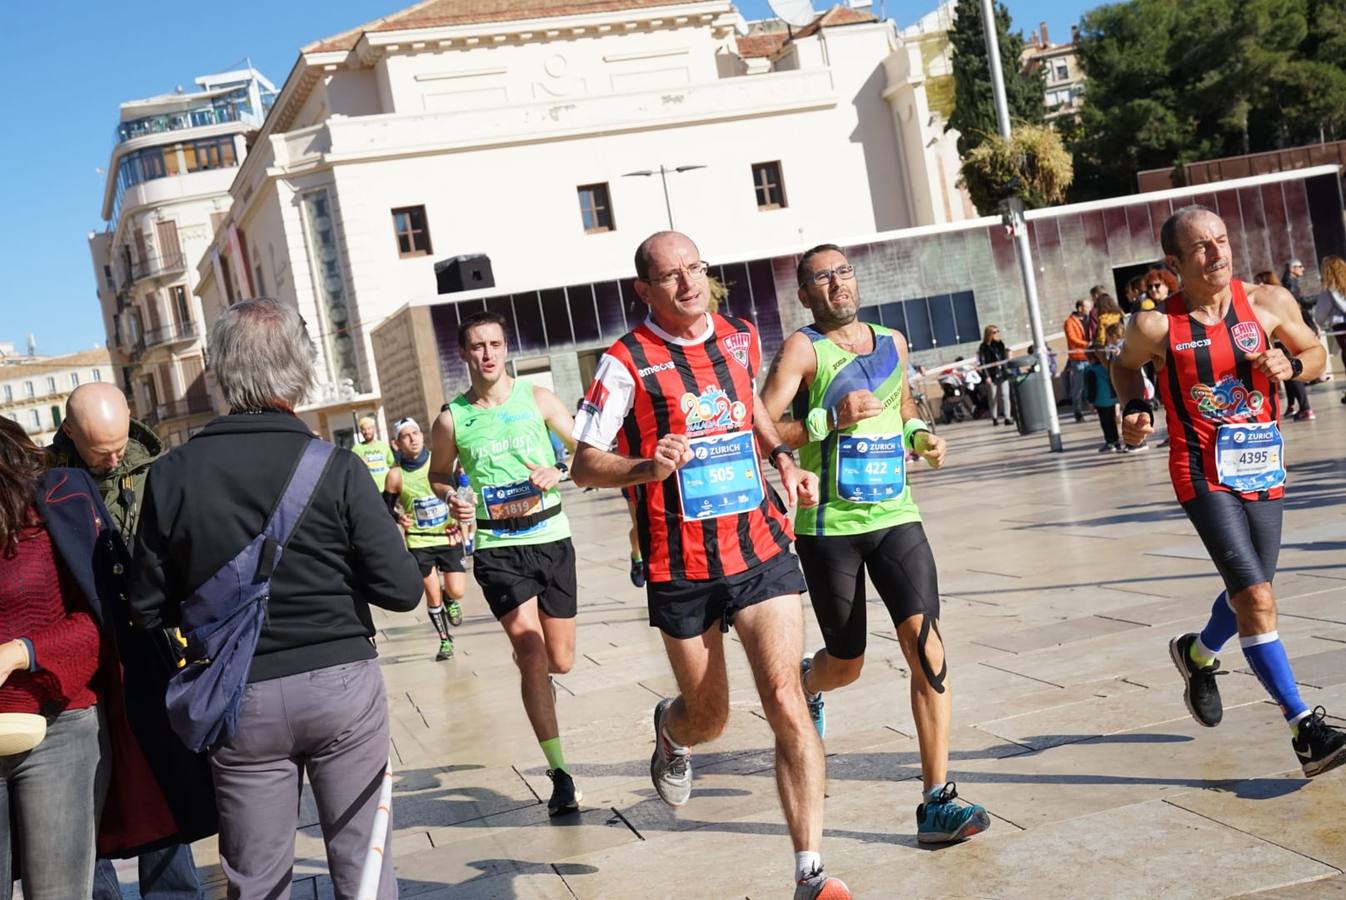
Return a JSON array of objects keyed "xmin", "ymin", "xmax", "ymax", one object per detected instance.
[{"xmin": 456, "ymin": 472, "xmax": 475, "ymax": 556}]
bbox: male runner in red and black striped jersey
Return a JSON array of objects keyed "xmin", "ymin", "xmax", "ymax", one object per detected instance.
[
  {"xmin": 1115, "ymin": 206, "xmax": 1346, "ymax": 778},
  {"xmin": 571, "ymin": 232, "xmax": 849, "ymax": 900}
]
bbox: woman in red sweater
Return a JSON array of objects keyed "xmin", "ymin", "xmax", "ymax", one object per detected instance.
[{"xmin": 0, "ymin": 417, "xmax": 107, "ymax": 899}]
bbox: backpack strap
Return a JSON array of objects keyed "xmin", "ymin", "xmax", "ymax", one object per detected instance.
[{"xmin": 256, "ymin": 440, "xmax": 335, "ymax": 580}]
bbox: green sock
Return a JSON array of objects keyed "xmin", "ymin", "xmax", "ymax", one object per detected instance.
[
  {"xmin": 540, "ymin": 737, "xmax": 567, "ymax": 773},
  {"xmin": 1189, "ymin": 638, "xmax": 1216, "ymax": 668}
]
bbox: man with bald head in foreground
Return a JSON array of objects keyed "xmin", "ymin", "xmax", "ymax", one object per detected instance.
[{"xmin": 48, "ymin": 383, "xmax": 208, "ymax": 900}]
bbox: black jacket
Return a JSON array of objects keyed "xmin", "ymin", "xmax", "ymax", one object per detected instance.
[
  {"xmin": 977, "ymin": 340, "xmax": 1010, "ymax": 383},
  {"xmin": 128, "ymin": 411, "xmax": 421, "ymax": 683}
]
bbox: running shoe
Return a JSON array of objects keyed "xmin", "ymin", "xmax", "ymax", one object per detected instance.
[
  {"xmin": 1294, "ymin": 707, "xmax": 1346, "ymax": 778},
  {"xmin": 629, "ymin": 557, "xmax": 646, "ymax": 589},
  {"xmin": 1097, "ymin": 442, "xmax": 1114, "ymax": 453},
  {"xmin": 546, "ymin": 768, "xmax": 582, "ymax": 816},
  {"xmin": 446, "ymin": 600, "xmax": 463, "ymax": 627},
  {"xmin": 1294, "ymin": 409, "xmax": 1316, "ymax": 421},
  {"xmin": 794, "ymin": 869, "xmax": 851, "ymax": 900},
  {"xmin": 801, "ymin": 657, "xmax": 826, "ymax": 739},
  {"xmin": 1126, "ymin": 441, "xmax": 1150, "ymax": 452},
  {"xmin": 916, "ymin": 782, "xmax": 991, "ymax": 844},
  {"xmin": 435, "ymin": 638, "xmax": 455, "ymax": 661},
  {"xmin": 650, "ymin": 698, "xmax": 692, "ymax": 806},
  {"xmin": 1169, "ymin": 633, "xmax": 1224, "ymax": 727}
]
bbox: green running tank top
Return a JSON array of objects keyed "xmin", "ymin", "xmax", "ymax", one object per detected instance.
[
  {"xmin": 352, "ymin": 440, "xmax": 394, "ymax": 492},
  {"xmin": 398, "ymin": 463, "xmax": 452, "ymax": 549},
  {"xmin": 795, "ymin": 323, "xmax": 922, "ymax": 537},
  {"xmin": 447, "ymin": 379, "xmax": 570, "ymax": 550}
]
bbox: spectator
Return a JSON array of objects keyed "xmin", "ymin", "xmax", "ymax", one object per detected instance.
[
  {"xmin": 1063, "ymin": 298, "xmax": 1095, "ymax": 422},
  {"xmin": 1282, "ymin": 258, "xmax": 1305, "ymax": 302},
  {"xmin": 977, "ymin": 325, "xmax": 1012, "ymax": 426},
  {"xmin": 1313, "ymin": 255, "xmax": 1346, "ymax": 404},
  {"xmin": 1092, "ymin": 293, "xmax": 1124, "ymax": 357},
  {"xmin": 1140, "ymin": 268, "xmax": 1178, "ymax": 312},
  {"xmin": 48, "ymin": 382, "xmax": 208, "ymax": 900},
  {"xmin": 129, "ymin": 299, "xmax": 422, "ymax": 899},
  {"xmin": 1124, "ymin": 275, "xmax": 1145, "ymax": 314},
  {"xmin": 1087, "ymin": 324, "xmax": 1123, "ymax": 453},
  {"xmin": 1255, "ymin": 272, "xmax": 1313, "ymax": 420}
]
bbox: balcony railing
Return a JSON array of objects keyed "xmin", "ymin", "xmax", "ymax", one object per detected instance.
[
  {"xmin": 116, "ymin": 96, "xmax": 264, "ymax": 144},
  {"xmin": 131, "ymin": 251, "xmax": 187, "ymax": 284},
  {"xmin": 143, "ymin": 321, "xmax": 198, "ymax": 349},
  {"xmin": 157, "ymin": 395, "xmax": 215, "ymax": 421}
]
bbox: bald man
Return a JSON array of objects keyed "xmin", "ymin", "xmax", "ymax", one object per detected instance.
[{"xmin": 47, "ymin": 385, "xmax": 209, "ymax": 899}]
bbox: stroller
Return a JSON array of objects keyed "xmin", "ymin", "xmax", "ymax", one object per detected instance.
[{"xmin": 937, "ymin": 364, "xmax": 979, "ymax": 424}]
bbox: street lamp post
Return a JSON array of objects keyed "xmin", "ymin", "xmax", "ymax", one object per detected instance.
[
  {"xmin": 980, "ymin": 0, "xmax": 1064, "ymax": 453},
  {"xmin": 621, "ymin": 164, "xmax": 708, "ymax": 229}
]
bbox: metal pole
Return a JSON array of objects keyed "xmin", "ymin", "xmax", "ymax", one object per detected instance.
[
  {"xmin": 980, "ymin": 0, "xmax": 1063, "ymax": 452},
  {"xmin": 658, "ymin": 165, "xmax": 675, "ymax": 229}
]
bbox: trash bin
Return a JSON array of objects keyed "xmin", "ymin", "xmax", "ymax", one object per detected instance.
[{"xmin": 1012, "ymin": 368, "xmax": 1051, "ymax": 435}]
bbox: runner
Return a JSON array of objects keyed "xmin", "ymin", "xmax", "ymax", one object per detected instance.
[
  {"xmin": 351, "ymin": 415, "xmax": 395, "ymax": 492},
  {"xmin": 428, "ymin": 311, "xmax": 583, "ymax": 816},
  {"xmin": 384, "ymin": 417, "xmax": 464, "ymax": 662},
  {"xmin": 1116, "ymin": 205, "xmax": 1346, "ymax": 776},
  {"xmin": 759, "ymin": 243, "xmax": 991, "ymax": 844},
  {"xmin": 570, "ymin": 231, "xmax": 849, "ymax": 900}
]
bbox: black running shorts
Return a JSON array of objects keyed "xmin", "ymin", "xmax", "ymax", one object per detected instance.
[
  {"xmin": 471, "ymin": 538, "xmax": 578, "ymax": 621},
  {"xmin": 1181, "ymin": 492, "xmax": 1283, "ymax": 596},
  {"xmin": 795, "ymin": 522, "xmax": 941, "ymax": 661},
  {"xmin": 410, "ymin": 543, "xmax": 465, "ymax": 578},
  {"xmin": 646, "ymin": 550, "xmax": 807, "ymax": 639}
]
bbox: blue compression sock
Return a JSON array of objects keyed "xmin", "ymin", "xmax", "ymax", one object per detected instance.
[
  {"xmin": 1196, "ymin": 591, "xmax": 1237, "ymax": 661},
  {"xmin": 1240, "ymin": 632, "xmax": 1310, "ymax": 727}
]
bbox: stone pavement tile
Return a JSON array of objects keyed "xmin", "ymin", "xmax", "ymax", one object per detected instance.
[
  {"xmin": 389, "ymin": 763, "xmax": 542, "ymax": 829},
  {"xmin": 942, "ymin": 702, "xmax": 1307, "ymax": 831},
  {"xmin": 1279, "ymin": 583, "xmax": 1346, "ymax": 626},
  {"xmin": 1233, "ymin": 875, "xmax": 1346, "ymax": 898},
  {"xmin": 838, "ymin": 799, "xmax": 1336, "ymax": 900},
  {"xmin": 1166, "ymin": 770, "xmax": 1346, "ymax": 871},
  {"xmin": 398, "ymin": 868, "xmax": 578, "ymax": 900},
  {"xmin": 972, "ymin": 614, "xmax": 1146, "ymax": 654},
  {"xmin": 1095, "ymin": 595, "xmax": 1219, "ymax": 627},
  {"xmin": 973, "ymin": 679, "xmax": 1169, "ymax": 751}
]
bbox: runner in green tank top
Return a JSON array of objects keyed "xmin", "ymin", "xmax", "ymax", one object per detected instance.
[
  {"xmin": 428, "ymin": 310, "xmax": 584, "ymax": 817},
  {"xmin": 351, "ymin": 416, "xmax": 395, "ymax": 492},
  {"xmin": 384, "ymin": 417, "xmax": 466, "ymax": 661},
  {"xmin": 761, "ymin": 243, "xmax": 991, "ymax": 845}
]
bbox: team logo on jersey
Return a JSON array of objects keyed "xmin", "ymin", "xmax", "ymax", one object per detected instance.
[
  {"xmin": 1231, "ymin": 321, "xmax": 1263, "ymax": 354},
  {"xmin": 722, "ymin": 332, "xmax": 752, "ymax": 370},
  {"xmin": 681, "ymin": 385, "xmax": 748, "ymax": 434},
  {"xmin": 1191, "ymin": 375, "xmax": 1264, "ymax": 421},
  {"xmin": 580, "ymin": 378, "xmax": 609, "ymax": 417}
]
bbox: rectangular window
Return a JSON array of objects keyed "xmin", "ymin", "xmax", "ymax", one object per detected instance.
[
  {"xmin": 752, "ymin": 161, "xmax": 787, "ymax": 210},
  {"xmin": 577, "ymin": 184, "xmax": 615, "ymax": 233},
  {"xmin": 23, "ymin": 381, "xmax": 33, "ymax": 398},
  {"xmin": 171, "ymin": 285, "xmax": 191, "ymax": 326},
  {"xmin": 50, "ymin": 406, "xmax": 61, "ymax": 428},
  {"xmin": 2, "ymin": 385, "xmax": 10, "ymax": 402},
  {"xmin": 1055, "ymin": 62, "xmax": 1069, "ymax": 81},
  {"xmin": 45, "ymin": 377, "xmax": 56, "ymax": 394},
  {"xmin": 183, "ymin": 136, "xmax": 238, "ymax": 173},
  {"xmin": 92, "ymin": 369, "xmax": 103, "ymax": 382},
  {"xmin": 29, "ymin": 409, "xmax": 40, "ymax": 430},
  {"xmin": 70, "ymin": 372, "xmax": 79, "ymax": 388},
  {"xmin": 391, "ymin": 206, "xmax": 433, "ymax": 257}
]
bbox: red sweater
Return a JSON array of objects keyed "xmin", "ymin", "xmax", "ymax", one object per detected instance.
[{"xmin": 0, "ymin": 523, "xmax": 102, "ymax": 714}]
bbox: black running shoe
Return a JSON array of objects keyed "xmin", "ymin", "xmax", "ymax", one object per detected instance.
[
  {"xmin": 629, "ymin": 558, "xmax": 646, "ymax": 589},
  {"xmin": 1169, "ymin": 633, "xmax": 1224, "ymax": 727},
  {"xmin": 546, "ymin": 768, "xmax": 582, "ymax": 815},
  {"xmin": 1294, "ymin": 707, "xmax": 1346, "ymax": 778}
]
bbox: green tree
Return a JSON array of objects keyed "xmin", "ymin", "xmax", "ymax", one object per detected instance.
[{"xmin": 946, "ymin": 0, "xmax": 1044, "ymax": 165}]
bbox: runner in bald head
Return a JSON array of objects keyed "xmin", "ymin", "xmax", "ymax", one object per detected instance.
[
  {"xmin": 384, "ymin": 417, "xmax": 465, "ymax": 661},
  {"xmin": 1116, "ymin": 205, "xmax": 1346, "ymax": 777},
  {"xmin": 428, "ymin": 311, "xmax": 583, "ymax": 816},
  {"xmin": 351, "ymin": 416, "xmax": 394, "ymax": 493},
  {"xmin": 760, "ymin": 243, "xmax": 991, "ymax": 844},
  {"xmin": 571, "ymin": 231, "xmax": 850, "ymax": 900}
]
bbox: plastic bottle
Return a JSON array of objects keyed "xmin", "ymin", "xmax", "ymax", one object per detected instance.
[{"xmin": 456, "ymin": 472, "xmax": 475, "ymax": 556}]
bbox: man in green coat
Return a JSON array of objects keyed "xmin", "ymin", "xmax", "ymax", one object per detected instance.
[{"xmin": 47, "ymin": 382, "xmax": 206, "ymax": 900}]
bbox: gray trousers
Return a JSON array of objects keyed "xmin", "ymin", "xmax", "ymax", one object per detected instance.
[
  {"xmin": 0, "ymin": 705, "xmax": 108, "ymax": 900},
  {"xmin": 210, "ymin": 659, "xmax": 395, "ymax": 900}
]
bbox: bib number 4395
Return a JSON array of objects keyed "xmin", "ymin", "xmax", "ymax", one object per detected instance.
[{"xmin": 1215, "ymin": 422, "xmax": 1285, "ymax": 493}]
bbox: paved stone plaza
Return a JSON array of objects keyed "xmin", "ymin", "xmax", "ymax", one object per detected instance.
[{"xmin": 168, "ymin": 391, "xmax": 1346, "ymax": 899}]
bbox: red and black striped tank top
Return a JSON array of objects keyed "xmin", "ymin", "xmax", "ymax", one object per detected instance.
[
  {"xmin": 1156, "ymin": 280, "xmax": 1282, "ymax": 503},
  {"xmin": 608, "ymin": 314, "xmax": 794, "ymax": 582}
]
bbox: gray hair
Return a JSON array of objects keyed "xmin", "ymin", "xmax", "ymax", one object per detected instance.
[
  {"xmin": 208, "ymin": 299, "xmax": 316, "ymax": 411},
  {"xmin": 1160, "ymin": 205, "xmax": 1218, "ymax": 259}
]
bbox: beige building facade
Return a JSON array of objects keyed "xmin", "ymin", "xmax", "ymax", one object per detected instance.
[
  {"xmin": 193, "ymin": 0, "xmax": 975, "ymax": 442},
  {"xmin": 0, "ymin": 345, "xmax": 114, "ymax": 447},
  {"xmin": 1021, "ymin": 22, "xmax": 1084, "ymax": 120}
]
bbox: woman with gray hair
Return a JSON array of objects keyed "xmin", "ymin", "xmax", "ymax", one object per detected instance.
[{"xmin": 128, "ymin": 299, "xmax": 422, "ymax": 899}]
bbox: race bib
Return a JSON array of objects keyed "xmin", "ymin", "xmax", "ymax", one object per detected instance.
[
  {"xmin": 1215, "ymin": 422, "xmax": 1285, "ymax": 493},
  {"xmin": 677, "ymin": 431, "xmax": 765, "ymax": 520},
  {"xmin": 363, "ymin": 452, "xmax": 389, "ymax": 477},
  {"xmin": 482, "ymin": 479, "xmax": 544, "ymax": 535},
  {"xmin": 412, "ymin": 495, "xmax": 448, "ymax": 529},
  {"xmin": 837, "ymin": 434, "xmax": 905, "ymax": 503}
]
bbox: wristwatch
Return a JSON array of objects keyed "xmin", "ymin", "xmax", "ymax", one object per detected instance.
[
  {"xmin": 768, "ymin": 444, "xmax": 794, "ymax": 467},
  {"xmin": 555, "ymin": 461, "xmax": 569, "ymax": 475},
  {"xmin": 1288, "ymin": 356, "xmax": 1304, "ymax": 380}
]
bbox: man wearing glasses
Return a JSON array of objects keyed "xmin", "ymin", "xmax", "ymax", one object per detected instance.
[
  {"xmin": 759, "ymin": 243, "xmax": 992, "ymax": 846},
  {"xmin": 571, "ymin": 231, "xmax": 849, "ymax": 900}
]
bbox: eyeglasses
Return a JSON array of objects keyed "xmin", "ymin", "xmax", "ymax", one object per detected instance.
[
  {"xmin": 643, "ymin": 260, "xmax": 711, "ymax": 289},
  {"xmin": 804, "ymin": 264, "xmax": 856, "ymax": 286},
  {"xmin": 1145, "ymin": 283, "xmax": 1165, "ymax": 290}
]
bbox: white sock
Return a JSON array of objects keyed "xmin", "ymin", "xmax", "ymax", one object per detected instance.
[{"xmin": 794, "ymin": 851, "xmax": 822, "ymax": 883}]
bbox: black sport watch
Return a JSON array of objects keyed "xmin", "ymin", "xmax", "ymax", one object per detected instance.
[
  {"xmin": 1288, "ymin": 356, "xmax": 1304, "ymax": 380},
  {"xmin": 768, "ymin": 444, "xmax": 794, "ymax": 468}
]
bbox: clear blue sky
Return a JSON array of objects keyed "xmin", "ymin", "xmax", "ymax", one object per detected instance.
[{"xmin": 3, "ymin": 0, "xmax": 1090, "ymax": 357}]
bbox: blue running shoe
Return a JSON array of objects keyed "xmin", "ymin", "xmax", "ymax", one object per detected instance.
[
  {"xmin": 916, "ymin": 782, "xmax": 990, "ymax": 844},
  {"xmin": 801, "ymin": 657, "xmax": 825, "ymax": 739}
]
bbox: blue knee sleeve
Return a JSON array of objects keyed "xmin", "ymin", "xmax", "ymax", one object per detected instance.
[
  {"xmin": 1241, "ymin": 632, "xmax": 1309, "ymax": 722},
  {"xmin": 1199, "ymin": 591, "xmax": 1237, "ymax": 655}
]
